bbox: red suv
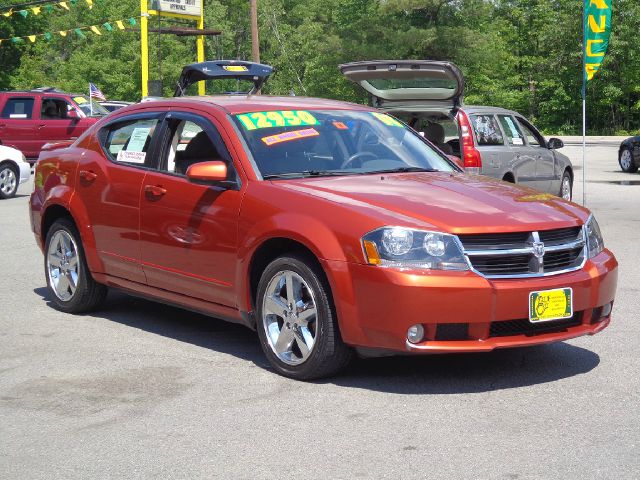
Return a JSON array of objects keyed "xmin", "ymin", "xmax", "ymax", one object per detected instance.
[
  {"xmin": 29, "ymin": 61, "xmax": 618, "ymax": 380},
  {"xmin": 0, "ymin": 88, "xmax": 108, "ymax": 163}
]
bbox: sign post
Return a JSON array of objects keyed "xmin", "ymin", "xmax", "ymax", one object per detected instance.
[{"xmin": 140, "ymin": 0, "xmax": 205, "ymax": 97}]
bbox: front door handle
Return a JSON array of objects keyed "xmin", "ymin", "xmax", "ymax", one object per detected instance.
[
  {"xmin": 144, "ymin": 184, "xmax": 167, "ymax": 197},
  {"xmin": 79, "ymin": 170, "xmax": 98, "ymax": 182}
]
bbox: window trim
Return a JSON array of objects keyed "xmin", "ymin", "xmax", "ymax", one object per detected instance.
[
  {"xmin": 153, "ymin": 111, "xmax": 241, "ymax": 190},
  {"xmin": 1, "ymin": 96, "xmax": 36, "ymax": 120},
  {"xmin": 98, "ymin": 112, "xmax": 166, "ymax": 171}
]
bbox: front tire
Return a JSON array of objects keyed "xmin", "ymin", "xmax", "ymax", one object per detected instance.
[
  {"xmin": 559, "ymin": 170, "xmax": 572, "ymax": 201},
  {"xmin": 44, "ymin": 218, "xmax": 107, "ymax": 313},
  {"xmin": 256, "ymin": 254, "xmax": 352, "ymax": 380},
  {"xmin": 0, "ymin": 163, "xmax": 18, "ymax": 199},
  {"xmin": 619, "ymin": 147, "xmax": 638, "ymax": 173}
]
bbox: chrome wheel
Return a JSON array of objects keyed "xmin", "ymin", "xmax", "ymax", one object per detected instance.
[
  {"xmin": 561, "ymin": 175, "xmax": 572, "ymax": 200},
  {"xmin": 47, "ymin": 230, "xmax": 80, "ymax": 301},
  {"xmin": 262, "ymin": 270, "xmax": 317, "ymax": 366},
  {"xmin": 620, "ymin": 149, "xmax": 633, "ymax": 170},
  {"xmin": 0, "ymin": 166, "xmax": 17, "ymax": 196}
]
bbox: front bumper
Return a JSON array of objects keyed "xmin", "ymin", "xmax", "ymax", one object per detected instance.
[
  {"xmin": 326, "ymin": 249, "xmax": 618, "ymax": 353},
  {"xmin": 18, "ymin": 161, "xmax": 31, "ymax": 185}
]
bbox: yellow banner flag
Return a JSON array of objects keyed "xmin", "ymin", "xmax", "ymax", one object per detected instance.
[
  {"xmin": 90, "ymin": 26, "xmax": 101, "ymax": 35},
  {"xmin": 2, "ymin": 10, "xmax": 12, "ymax": 17},
  {"xmin": 58, "ymin": 2, "xmax": 69, "ymax": 10},
  {"xmin": 86, "ymin": 0, "xmax": 93, "ymax": 8},
  {"xmin": 115, "ymin": 20, "xmax": 125, "ymax": 30},
  {"xmin": 28, "ymin": 35, "xmax": 37, "ymax": 43},
  {"xmin": 31, "ymin": 7, "xmax": 41, "ymax": 15},
  {"xmin": 59, "ymin": 31, "xmax": 68, "ymax": 37}
]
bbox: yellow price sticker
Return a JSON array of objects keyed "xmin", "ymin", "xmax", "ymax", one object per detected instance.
[
  {"xmin": 370, "ymin": 112, "xmax": 403, "ymax": 127},
  {"xmin": 74, "ymin": 96, "xmax": 87, "ymax": 104},
  {"xmin": 236, "ymin": 110, "xmax": 319, "ymax": 130},
  {"xmin": 529, "ymin": 288, "xmax": 573, "ymax": 323},
  {"xmin": 223, "ymin": 65, "xmax": 248, "ymax": 72}
]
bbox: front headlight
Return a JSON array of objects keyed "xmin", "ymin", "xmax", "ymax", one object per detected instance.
[
  {"xmin": 362, "ymin": 227, "xmax": 469, "ymax": 271},
  {"xmin": 585, "ymin": 215, "xmax": 604, "ymax": 258}
]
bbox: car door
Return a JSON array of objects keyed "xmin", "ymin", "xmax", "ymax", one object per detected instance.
[
  {"xmin": 467, "ymin": 113, "xmax": 506, "ymax": 180},
  {"xmin": 0, "ymin": 95, "xmax": 39, "ymax": 158},
  {"xmin": 515, "ymin": 116, "xmax": 557, "ymax": 193},
  {"xmin": 75, "ymin": 112, "xmax": 164, "ymax": 284},
  {"xmin": 38, "ymin": 96, "xmax": 87, "ymax": 145},
  {"xmin": 139, "ymin": 110, "xmax": 243, "ymax": 308},
  {"xmin": 496, "ymin": 114, "xmax": 537, "ymax": 187}
]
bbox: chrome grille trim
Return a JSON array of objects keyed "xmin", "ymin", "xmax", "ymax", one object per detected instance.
[{"xmin": 459, "ymin": 226, "xmax": 586, "ymax": 279}]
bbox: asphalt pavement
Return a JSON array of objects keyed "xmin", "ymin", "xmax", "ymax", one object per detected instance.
[{"xmin": 1, "ymin": 141, "xmax": 638, "ymax": 479}]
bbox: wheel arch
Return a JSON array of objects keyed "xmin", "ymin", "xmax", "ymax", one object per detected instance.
[{"xmin": 502, "ymin": 171, "xmax": 515, "ymax": 183}]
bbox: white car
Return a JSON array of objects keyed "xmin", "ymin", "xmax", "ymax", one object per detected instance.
[{"xmin": 0, "ymin": 145, "xmax": 31, "ymax": 199}]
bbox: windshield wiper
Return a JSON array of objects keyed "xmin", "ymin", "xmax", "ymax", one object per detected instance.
[
  {"xmin": 263, "ymin": 170, "xmax": 358, "ymax": 180},
  {"xmin": 360, "ymin": 167, "xmax": 440, "ymax": 175}
]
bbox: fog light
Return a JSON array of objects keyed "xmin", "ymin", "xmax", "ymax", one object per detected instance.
[
  {"xmin": 601, "ymin": 302, "xmax": 612, "ymax": 318},
  {"xmin": 407, "ymin": 324, "xmax": 424, "ymax": 344}
]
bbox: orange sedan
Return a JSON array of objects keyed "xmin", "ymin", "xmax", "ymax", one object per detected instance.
[{"xmin": 29, "ymin": 62, "xmax": 617, "ymax": 380}]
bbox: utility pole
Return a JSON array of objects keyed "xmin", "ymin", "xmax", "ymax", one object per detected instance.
[{"xmin": 250, "ymin": 0, "xmax": 260, "ymax": 64}]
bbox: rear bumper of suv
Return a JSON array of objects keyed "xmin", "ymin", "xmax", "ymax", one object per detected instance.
[{"xmin": 325, "ymin": 249, "xmax": 617, "ymax": 353}]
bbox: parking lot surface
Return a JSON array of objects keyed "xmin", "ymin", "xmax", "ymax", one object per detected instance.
[{"xmin": 1, "ymin": 141, "xmax": 638, "ymax": 479}]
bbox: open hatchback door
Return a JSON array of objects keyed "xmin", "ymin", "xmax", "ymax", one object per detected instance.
[
  {"xmin": 339, "ymin": 60, "xmax": 464, "ymax": 109},
  {"xmin": 174, "ymin": 60, "xmax": 274, "ymax": 97}
]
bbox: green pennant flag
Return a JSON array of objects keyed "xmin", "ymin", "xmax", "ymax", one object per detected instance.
[
  {"xmin": 18, "ymin": 9, "xmax": 29, "ymax": 18},
  {"xmin": 584, "ymin": 0, "xmax": 612, "ymax": 83},
  {"xmin": 102, "ymin": 22, "xmax": 113, "ymax": 32},
  {"xmin": 128, "ymin": 17, "xmax": 137, "ymax": 26},
  {"xmin": 44, "ymin": 32, "xmax": 53, "ymax": 41},
  {"xmin": 11, "ymin": 37, "xmax": 24, "ymax": 43},
  {"xmin": 70, "ymin": 0, "xmax": 77, "ymax": 5},
  {"xmin": 74, "ymin": 28, "xmax": 86, "ymax": 38}
]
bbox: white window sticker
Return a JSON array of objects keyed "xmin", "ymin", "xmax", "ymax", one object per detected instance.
[
  {"xmin": 512, "ymin": 137, "xmax": 524, "ymax": 145},
  {"xmin": 127, "ymin": 127, "xmax": 151, "ymax": 152},
  {"xmin": 117, "ymin": 150, "xmax": 147, "ymax": 164},
  {"xmin": 9, "ymin": 113, "xmax": 27, "ymax": 119},
  {"xmin": 504, "ymin": 117, "xmax": 522, "ymax": 140}
]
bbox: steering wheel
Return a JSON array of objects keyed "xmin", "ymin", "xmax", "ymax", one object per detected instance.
[{"xmin": 341, "ymin": 151, "xmax": 378, "ymax": 169}]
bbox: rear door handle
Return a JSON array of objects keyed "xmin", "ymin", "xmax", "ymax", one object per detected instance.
[
  {"xmin": 79, "ymin": 170, "xmax": 97, "ymax": 182},
  {"xmin": 144, "ymin": 184, "xmax": 167, "ymax": 197},
  {"xmin": 38, "ymin": 124, "xmax": 46, "ymax": 130}
]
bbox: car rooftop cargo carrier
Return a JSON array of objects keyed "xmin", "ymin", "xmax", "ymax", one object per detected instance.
[{"xmin": 174, "ymin": 60, "xmax": 274, "ymax": 97}]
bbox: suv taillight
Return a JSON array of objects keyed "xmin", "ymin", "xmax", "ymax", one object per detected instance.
[{"xmin": 457, "ymin": 110, "xmax": 482, "ymax": 174}]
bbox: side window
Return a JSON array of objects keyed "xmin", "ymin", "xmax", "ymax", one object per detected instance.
[
  {"xmin": 470, "ymin": 114, "xmax": 503, "ymax": 145},
  {"xmin": 516, "ymin": 118, "xmax": 543, "ymax": 147},
  {"xmin": 164, "ymin": 118, "xmax": 232, "ymax": 176},
  {"xmin": 103, "ymin": 118, "xmax": 159, "ymax": 166},
  {"xmin": 41, "ymin": 98, "xmax": 74, "ymax": 120},
  {"xmin": 497, "ymin": 115, "xmax": 525, "ymax": 146},
  {"xmin": 1, "ymin": 97, "xmax": 35, "ymax": 119}
]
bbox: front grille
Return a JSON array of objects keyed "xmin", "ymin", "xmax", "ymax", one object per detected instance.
[
  {"xmin": 435, "ymin": 323, "xmax": 469, "ymax": 341},
  {"xmin": 459, "ymin": 226, "xmax": 585, "ymax": 278},
  {"xmin": 489, "ymin": 313, "xmax": 582, "ymax": 338}
]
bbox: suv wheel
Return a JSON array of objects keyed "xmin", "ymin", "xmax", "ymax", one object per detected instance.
[
  {"xmin": 45, "ymin": 218, "xmax": 107, "ymax": 312},
  {"xmin": 0, "ymin": 163, "xmax": 18, "ymax": 199},
  {"xmin": 256, "ymin": 254, "xmax": 352, "ymax": 380},
  {"xmin": 619, "ymin": 147, "xmax": 638, "ymax": 173}
]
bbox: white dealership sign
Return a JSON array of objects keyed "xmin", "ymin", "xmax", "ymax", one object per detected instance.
[{"xmin": 157, "ymin": 0, "xmax": 202, "ymax": 17}]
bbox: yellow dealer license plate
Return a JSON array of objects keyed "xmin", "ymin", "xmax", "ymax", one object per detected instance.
[{"xmin": 529, "ymin": 288, "xmax": 573, "ymax": 323}]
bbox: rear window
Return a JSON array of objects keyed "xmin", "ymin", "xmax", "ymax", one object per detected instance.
[
  {"xmin": 1, "ymin": 97, "xmax": 35, "ymax": 119},
  {"xmin": 103, "ymin": 118, "xmax": 159, "ymax": 166},
  {"xmin": 368, "ymin": 78, "xmax": 458, "ymax": 91},
  {"xmin": 470, "ymin": 114, "xmax": 503, "ymax": 146}
]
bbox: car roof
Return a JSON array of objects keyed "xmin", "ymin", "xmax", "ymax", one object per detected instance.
[{"xmin": 147, "ymin": 95, "xmax": 372, "ymax": 114}]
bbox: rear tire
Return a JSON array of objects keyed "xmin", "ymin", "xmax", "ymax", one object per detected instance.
[
  {"xmin": 44, "ymin": 218, "xmax": 107, "ymax": 313},
  {"xmin": 0, "ymin": 163, "xmax": 18, "ymax": 199},
  {"xmin": 256, "ymin": 253, "xmax": 352, "ymax": 380},
  {"xmin": 619, "ymin": 147, "xmax": 638, "ymax": 173}
]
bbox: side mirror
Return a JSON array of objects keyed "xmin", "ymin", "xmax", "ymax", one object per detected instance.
[
  {"xmin": 547, "ymin": 137, "xmax": 564, "ymax": 150},
  {"xmin": 66, "ymin": 110, "xmax": 79, "ymax": 120},
  {"xmin": 186, "ymin": 160, "xmax": 231, "ymax": 186},
  {"xmin": 448, "ymin": 155, "xmax": 465, "ymax": 170}
]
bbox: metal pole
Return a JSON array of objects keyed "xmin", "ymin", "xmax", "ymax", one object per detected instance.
[
  {"xmin": 197, "ymin": 6, "xmax": 205, "ymax": 95},
  {"xmin": 250, "ymin": 0, "xmax": 260, "ymax": 64},
  {"xmin": 582, "ymin": 98, "xmax": 586, "ymax": 206},
  {"xmin": 141, "ymin": 0, "xmax": 149, "ymax": 98},
  {"xmin": 89, "ymin": 83, "xmax": 93, "ymax": 116}
]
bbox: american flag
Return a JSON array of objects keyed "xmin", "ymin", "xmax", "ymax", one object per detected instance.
[{"xmin": 89, "ymin": 82, "xmax": 106, "ymax": 101}]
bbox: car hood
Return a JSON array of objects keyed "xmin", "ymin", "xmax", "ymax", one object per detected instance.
[{"xmin": 276, "ymin": 172, "xmax": 589, "ymax": 233}]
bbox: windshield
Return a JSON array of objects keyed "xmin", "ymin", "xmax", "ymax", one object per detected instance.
[
  {"xmin": 232, "ymin": 109, "xmax": 456, "ymax": 178},
  {"xmin": 73, "ymin": 96, "xmax": 109, "ymax": 116}
]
